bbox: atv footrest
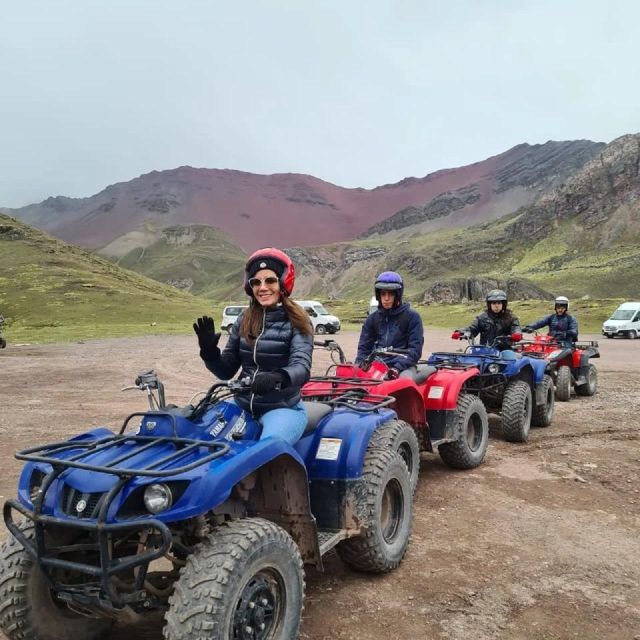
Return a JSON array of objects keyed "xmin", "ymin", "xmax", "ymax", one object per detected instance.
[{"xmin": 317, "ymin": 529, "xmax": 348, "ymax": 556}]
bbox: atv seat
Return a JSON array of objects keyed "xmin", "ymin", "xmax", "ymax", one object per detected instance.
[
  {"xmin": 401, "ymin": 364, "xmax": 437, "ymax": 385},
  {"xmin": 302, "ymin": 401, "xmax": 333, "ymax": 436}
]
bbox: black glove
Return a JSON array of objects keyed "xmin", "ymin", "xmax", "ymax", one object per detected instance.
[
  {"xmin": 523, "ymin": 326, "xmax": 534, "ymax": 333},
  {"xmin": 251, "ymin": 371, "xmax": 287, "ymax": 395},
  {"xmin": 386, "ymin": 367, "xmax": 400, "ymax": 380},
  {"xmin": 193, "ymin": 316, "xmax": 221, "ymax": 360}
]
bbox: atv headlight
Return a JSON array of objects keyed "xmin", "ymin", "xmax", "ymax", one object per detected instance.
[
  {"xmin": 144, "ymin": 484, "xmax": 173, "ymax": 514},
  {"xmin": 488, "ymin": 363, "xmax": 500, "ymax": 374},
  {"xmin": 28, "ymin": 469, "xmax": 46, "ymax": 504}
]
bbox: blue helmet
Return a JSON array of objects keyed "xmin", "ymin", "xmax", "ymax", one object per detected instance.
[{"xmin": 374, "ymin": 271, "xmax": 404, "ymax": 305}]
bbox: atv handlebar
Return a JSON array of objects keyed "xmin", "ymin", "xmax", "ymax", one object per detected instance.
[
  {"xmin": 314, "ymin": 339, "xmax": 347, "ymax": 364},
  {"xmin": 451, "ymin": 330, "xmax": 523, "ymax": 349},
  {"xmin": 359, "ymin": 346, "xmax": 409, "ymax": 370},
  {"xmin": 122, "ymin": 369, "xmax": 167, "ymax": 410}
]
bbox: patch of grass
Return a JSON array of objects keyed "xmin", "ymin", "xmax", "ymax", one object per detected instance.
[{"xmin": 0, "ymin": 214, "xmax": 213, "ymax": 344}]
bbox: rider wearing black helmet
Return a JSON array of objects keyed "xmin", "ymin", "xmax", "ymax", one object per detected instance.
[
  {"xmin": 462, "ymin": 289, "xmax": 521, "ymax": 346},
  {"xmin": 523, "ymin": 296, "xmax": 578, "ymax": 346},
  {"xmin": 356, "ymin": 271, "xmax": 424, "ymax": 379}
]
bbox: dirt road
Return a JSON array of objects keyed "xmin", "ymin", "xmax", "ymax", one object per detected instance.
[{"xmin": 1, "ymin": 330, "xmax": 639, "ymax": 639}]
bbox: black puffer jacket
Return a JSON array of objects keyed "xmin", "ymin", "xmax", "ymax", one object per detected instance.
[
  {"xmin": 202, "ymin": 306, "xmax": 313, "ymax": 416},
  {"xmin": 464, "ymin": 311, "xmax": 520, "ymax": 346}
]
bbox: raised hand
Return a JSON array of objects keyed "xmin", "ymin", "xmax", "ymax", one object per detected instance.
[{"xmin": 193, "ymin": 316, "xmax": 221, "ymax": 360}]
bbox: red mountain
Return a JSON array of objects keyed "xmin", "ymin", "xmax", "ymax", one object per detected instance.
[{"xmin": 3, "ymin": 140, "xmax": 602, "ymax": 253}]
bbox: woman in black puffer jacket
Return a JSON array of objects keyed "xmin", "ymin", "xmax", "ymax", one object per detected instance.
[{"xmin": 193, "ymin": 248, "xmax": 314, "ymax": 444}]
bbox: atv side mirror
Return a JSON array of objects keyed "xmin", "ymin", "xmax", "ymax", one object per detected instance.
[
  {"xmin": 511, "ymin": 332, "xmax": 522, "ymax": 342},
  {"xmin": 451, "ymin": 331, "xmax": 461, "ymax": 340}
]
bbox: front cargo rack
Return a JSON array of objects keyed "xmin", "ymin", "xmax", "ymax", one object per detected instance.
[{"xmin": 14, "ymin": 433, "xmax": 230, "ymax": 479}]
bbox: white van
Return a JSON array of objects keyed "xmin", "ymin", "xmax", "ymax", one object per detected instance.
[
  {"xmin": 296, "ymin": 300, "xmax": 341, "ymax": 335},
  {"xmin": 368, "ymin": 296, "xmax": 379, "ymax": 315},
  {"xmin": 602, "ymin": 302, "xmax": 640, "ymax": 339},
  {"xmin": 221, "ymin": 305, "xmax": 248, "ymax": 333}
]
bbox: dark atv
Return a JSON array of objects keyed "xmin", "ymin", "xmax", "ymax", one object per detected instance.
[
  {"xmin": 519, "ymin": 331, "xmax": 600, "ymax": 401},
  {"xmin": 0, "ymin": 315, "xmax": 6, "ymax": 349}
]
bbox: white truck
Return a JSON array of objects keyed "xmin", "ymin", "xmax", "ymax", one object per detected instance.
[
  {"xmin": 602, "ymin": 301, "xmax": 640, "ymax": 339},
  {"xmin": 220, "ymin": 305, "xmax": 248, "ymax": 333},
  {"xmin": 296, "ymin": 300, "xmax": 341, "ymax": 335},
  {"xmin": 221, "ymin": 301, "xmax": 341, "ymax": 335}
]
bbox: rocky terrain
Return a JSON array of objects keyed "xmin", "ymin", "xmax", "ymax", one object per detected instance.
[{"xmin": 0, "ymin": 330, "xmax": 638, "ymax": 640}]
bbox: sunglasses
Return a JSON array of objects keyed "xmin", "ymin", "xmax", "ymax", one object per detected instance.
[{"xmin": 249, "ymin": 276, "xmax": 279, "ymax": 288}]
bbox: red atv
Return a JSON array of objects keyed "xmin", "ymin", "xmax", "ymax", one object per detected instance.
[
  {"xmin": 518, "ymin": 332, "xmax": 600, "ymax": 401},
  {"xmin": 303, "ymin": 340, "xmax": 490, "ymax": 492}
]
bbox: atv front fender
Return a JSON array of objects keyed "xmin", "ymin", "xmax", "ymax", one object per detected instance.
[
  {"xmin": 172, "ymin": 439, "xmax": 308, "ymax": 521},
  {"xmin": 424, "ymin": 367, "xmax": 481, "ymax": 411}
]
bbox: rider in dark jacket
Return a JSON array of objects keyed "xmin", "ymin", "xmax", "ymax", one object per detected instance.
[
  {"xmin": 356, "ymin": 271, "xmax": 424, "ymax": 378},
  {"xmin": 463, "ymin": 289, "xmax": 521, "ymax": 346},
  {"xmin": 193, "ymin": 248, "xmax": 314, "ymax": 444},
  {"xmin": 523, "ymin": 296, "xmax": 578, "ymax": 346}
]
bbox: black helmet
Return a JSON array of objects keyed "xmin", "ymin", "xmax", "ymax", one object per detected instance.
[
  {"xmin": 374, "ymin": 271, "xmax": 404, "ymax": 306},
  {"xmin": 486, "ymin": 288, "xmax": 507, "ymax": 314},
  {"xmin": 486, "ymin": 289, "xmax": 507, "ymax": 303}
]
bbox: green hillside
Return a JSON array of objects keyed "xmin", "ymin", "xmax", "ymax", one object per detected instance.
[
  {"xmin": 112, "ymin": 223, "xmax": 247, "ymax": 298},
  {"xmin": 0, "ymin": 214, "xmax": 213, "ymax": 343}
]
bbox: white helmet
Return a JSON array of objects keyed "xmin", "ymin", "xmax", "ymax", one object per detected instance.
[{"xmin": 554, "ymin": 296, "xmax": 569, "ymax": 308}]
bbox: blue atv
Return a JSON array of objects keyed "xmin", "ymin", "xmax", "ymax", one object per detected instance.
[
  {"xmin": 0, "ymin": 370, "xmax": 413, "ymax": 640},
  {"xmin": 427, "ymin": 332, "xmax": 554, "ymax": 442}
]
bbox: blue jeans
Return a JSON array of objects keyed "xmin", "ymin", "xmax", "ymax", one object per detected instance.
[{"xmin": 259, "ymin": 401, "xmax": 308, "ymax": 444}]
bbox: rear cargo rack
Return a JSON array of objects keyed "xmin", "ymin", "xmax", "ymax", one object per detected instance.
[
  {"xmin": 307, "ymin": 375, "xmax": 384, "ymax": 387},
  {"xmin": 303, "ymin": 383, "xmax": 395, "ymax": 412}
]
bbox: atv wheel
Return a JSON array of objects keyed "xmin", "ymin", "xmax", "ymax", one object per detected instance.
[
  {"xmin": 438, "ymin": 393, "xmax": 489, "ymax": 469},
  {"xmin": 501, "ymin": 380, "xmax": 532, "ymax": 443},
  {"xmin": 316, "ymin": 325, "xmax": 327, "ymax": 335},
  {"xmin": 336, "ymin": 449, "xmax": 412, "ymax": 573},
  {"xmin": 575, "ymin": 364, "xmax": 598, "ymax": 396},
  {"xmin": 0, "ymin": 337, "xmax": 5, "ymax": 349},
  {"xmin": 369, "ymin": 420, "xmax": 420, "ymax": 492},
  {"xmin": 0, "ymin": 522, "xmax": 114, "ymax": 640},
  {"xmin": 555, "ymin": 365, "xmax": 572, "ymax": 402},
  {"xmin": 532, "ymin": 374, "xmax": 555, "ymax": 427},
  {"xmin": 164, "ymin": 518, "xmax": 304, "ymax": 640}
]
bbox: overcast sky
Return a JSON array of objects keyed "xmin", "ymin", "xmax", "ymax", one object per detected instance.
[{"xmin": 1, "ymin": 0, "xmax": 639, "ymax": 207}]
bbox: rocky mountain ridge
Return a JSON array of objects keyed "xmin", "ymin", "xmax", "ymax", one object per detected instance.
[
  {"xmin": 288, "ymin": 134, "xmax": 640, "ymax": 302},
  {"xmin": 3, "ymin": 140, "xmax": 603, "ymax": 255}
]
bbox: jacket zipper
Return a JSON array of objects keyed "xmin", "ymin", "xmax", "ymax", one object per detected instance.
[{"xmin": 249, "ymin": 308, "xmax": 267, "ymax": 414}]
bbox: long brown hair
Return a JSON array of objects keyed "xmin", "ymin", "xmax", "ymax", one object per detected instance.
[{"xmin": 240, "ymin": 297, "xmax": 313, "ymax": 342}]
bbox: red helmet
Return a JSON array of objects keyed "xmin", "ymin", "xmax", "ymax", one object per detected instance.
[{"xmin": 244, "ymin": 247, "xmax": 296, "ymax": 297}]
